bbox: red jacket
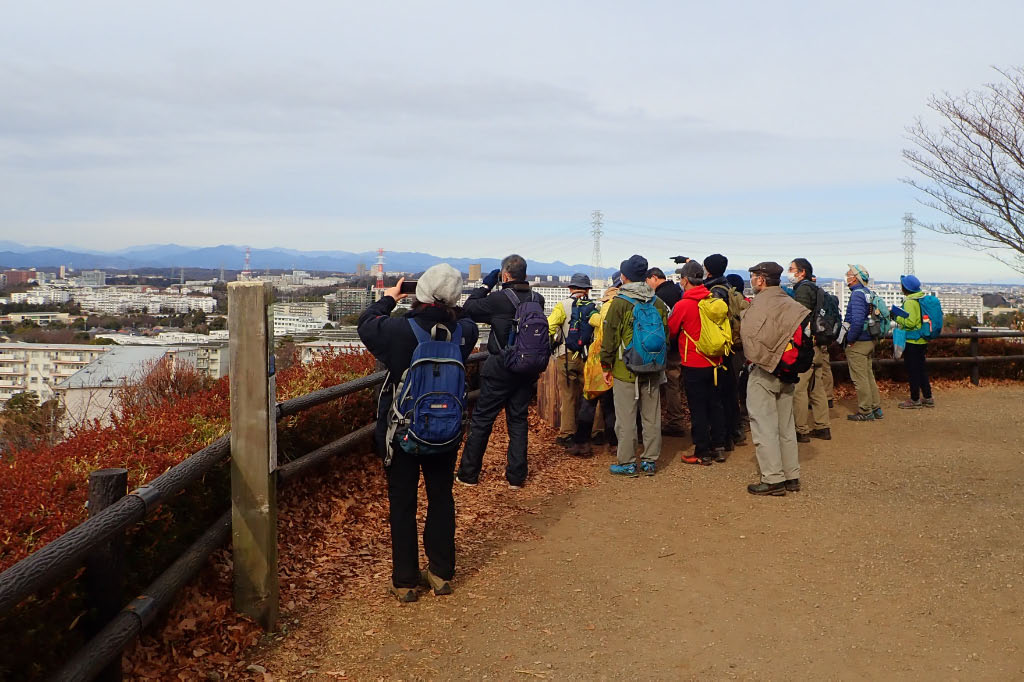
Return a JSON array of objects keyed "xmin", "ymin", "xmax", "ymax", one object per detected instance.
[{"xmin": 667, "ymin": 285, "xmax": 721, "ymax": 369}]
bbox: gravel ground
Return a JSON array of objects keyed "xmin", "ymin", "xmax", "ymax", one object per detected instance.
[{"xmin": 257, "ymin": 386, "xmax": 1024, "ymax": 681}]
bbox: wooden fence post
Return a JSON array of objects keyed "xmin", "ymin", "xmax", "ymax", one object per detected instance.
[
  {"xmin": 85, "ymin": 467, "xmax": 128, "ymax": 682},
  {"xmin": 228, "ymin": 281, "xmax": 278, "ymax": 631},
  {"xmin": 970, "ymin": 330, "xmax": 981, "ymax": 385}
]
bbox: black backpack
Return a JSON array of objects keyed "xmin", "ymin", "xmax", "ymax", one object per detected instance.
[{"xmin": 805, "ymin": 282, "xmax": 842, "ymax": 346}]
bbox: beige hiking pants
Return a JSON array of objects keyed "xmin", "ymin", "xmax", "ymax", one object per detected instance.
[
  {"xmin": 794, "ymin": 346, "xmax": 831, "ymax": 434},
  {"xmin": 747, "ymin": 366, "xmax": 800, "ymax": 484}
]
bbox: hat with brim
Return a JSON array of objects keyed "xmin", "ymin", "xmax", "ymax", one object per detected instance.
[
  {"xmin": 848, "ymin": 263, "xmax": 869, "ymax": 285},
  {"xmin": 900, "ymin": 274, "xmax": 921, "ymax": 293},
  {"xmin": 569, "ymin": 272, "xmax": 592, "ymax": 289}
]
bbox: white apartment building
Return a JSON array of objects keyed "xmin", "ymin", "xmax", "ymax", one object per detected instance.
[
  {"xmin": 827, "ymin": 281, "xmax": 984, "ymax": 323},
  {"xmin": 79, "ymin": 270, "xmax": 107, "ymax": 287},
  {"xmin": 273, "ymin": 301, "xmax": 328, "ymax": 319},
  {"xmin": 192, "ymin": 343, "xmax": 230, "ymax": 380},
  {"xmin": 74, "ymin": 289, "xmax": 216, "ymax": 315},
  {"xmin": 296, "ymin": 340, "xmax": 365, "ymax": 363},
  {"xmin": 273, "ymin": 314, "xmax": 329, "ymax": 336},
  {"xmin": 0, "ymin": 343, "xmax": 109, "ymax": 405}
]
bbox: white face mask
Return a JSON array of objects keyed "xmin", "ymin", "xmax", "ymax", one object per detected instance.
[{"xmin": 788, "ymin": 273, "xmax": 800, "ymax": 284}]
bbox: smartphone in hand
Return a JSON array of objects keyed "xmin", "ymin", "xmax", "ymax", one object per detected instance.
[{"xmin": 399, "ymin": 280, "xmax": 418, "ymax": 294}]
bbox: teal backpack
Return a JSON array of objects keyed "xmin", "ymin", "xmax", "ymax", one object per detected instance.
[
  {"xmin": 911, "ymin": 295, "xmax": 944, "ymax": 341},
  {"xmin": 862, "ymin": 289, "xmax": 893, "ymax": 339},
  {"xmin": 618, "ymin": 295, "xmax": 668, "ymax": 375}
]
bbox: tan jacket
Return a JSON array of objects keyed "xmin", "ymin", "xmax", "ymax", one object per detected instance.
[{"xmin": 740, "ymin": 286, "xmax": 810, "ymax": 373}]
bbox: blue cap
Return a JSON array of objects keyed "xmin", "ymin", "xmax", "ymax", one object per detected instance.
[{"xmin": 900, "ymin": 274, "xmax": 921, "ymax": 293}]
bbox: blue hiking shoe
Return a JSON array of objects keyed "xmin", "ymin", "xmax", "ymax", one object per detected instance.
[
  {"xmin": 610, "ymin": 462, "xmax": 639, "ymax": 478},
  {"xmin": 640, "ymin": 461, "xmax": 656, "ymax": 476},
  {"xmin": 873, "ymin": 407, "xmax": 884, "ymax": 420}
]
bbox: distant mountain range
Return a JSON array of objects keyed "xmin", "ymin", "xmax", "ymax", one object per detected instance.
[{"xmin": 0, "ymin": 242, "xmax": 620, "ymax": 278}]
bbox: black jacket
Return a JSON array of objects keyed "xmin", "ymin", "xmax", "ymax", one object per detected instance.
[
  {"xmin": 357, "ymin": 296, "xmax": 479, "ymax": 458},
  {"xmin": 654, "ymin": 280, "xmax": 683, "ymax": 310},
  {"xmin": 704, "ymin": 275, "xmax": 730, "ymax": 301},
  {"xmin": 463, "ymin": 281, "xmax": 546, "ymax": 356}
]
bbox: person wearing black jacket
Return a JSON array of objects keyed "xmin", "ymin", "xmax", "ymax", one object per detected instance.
[
  {"xmin": 702, "ymin": 253, "xmax": 742, "ymax": 453},
  {"xmin": 456, "ymin": 254, "xmax": 546, "ymax": 489},
  {"xmin": 358, "ymin": 264, "xmax": 479, "ymax": 602},
  {"xmin": 646, "ymin": 267, "xmax": 685, "ymax": 436}
]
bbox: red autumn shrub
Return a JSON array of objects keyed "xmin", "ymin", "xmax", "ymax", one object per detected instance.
[{"xmin": 0, "ymin": 348, "xmax": 376, "ymax": 680}]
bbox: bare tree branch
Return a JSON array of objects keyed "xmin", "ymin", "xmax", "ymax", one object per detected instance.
[{"xmin": 902, "ymin": 66, "xmax": 1024, "ymax": 275}]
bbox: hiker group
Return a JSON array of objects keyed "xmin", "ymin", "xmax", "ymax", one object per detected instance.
[{"xmin": 357, "ymin": 253, "xmax": 943, "ymax": 601}]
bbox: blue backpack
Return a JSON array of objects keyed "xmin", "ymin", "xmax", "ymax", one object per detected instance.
[
  {"xmin": 912, "ymin": 294, "xmax": 944, "ymax": 341},
  {"xmin": 390, "ymin": 320, "xmax": 467, "ymax": 456},
  {"xmin": 564, "ymin": 299, "xmax": 597, "ymax": 354},
  {"xmin": 619, "ymin": 295, "xmax": 668, "ymax": 375},
  {"xmin": 502, "ymin": 288, "xmax": 551, "ymax": 374}
]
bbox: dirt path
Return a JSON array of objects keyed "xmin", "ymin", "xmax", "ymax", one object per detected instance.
[{"xmin": 260, "ymin": 386, "xmax": 1024, "ymax": 680}]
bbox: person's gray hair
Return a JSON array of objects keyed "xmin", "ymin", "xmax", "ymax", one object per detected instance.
[{"xmin": 501, "ymin": 254, "xmax": 527, "ymax": 281}]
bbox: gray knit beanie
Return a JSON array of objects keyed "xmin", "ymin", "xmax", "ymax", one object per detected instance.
[{"xmin": 416, "ymin": 264, "xmax": 463, "ymax": 306}]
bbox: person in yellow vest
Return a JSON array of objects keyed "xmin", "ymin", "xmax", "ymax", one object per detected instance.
[
  {"xmin": 547, "ymin": 273, "xmax": 598, "ymax": 446},
  {"xmin": 574, "ymin": 282, "xmax": 620, "ymax": 456}
]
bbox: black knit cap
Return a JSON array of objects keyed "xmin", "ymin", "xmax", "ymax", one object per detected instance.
[{"xmin": 703, "ymin": 253, "xmax": 728, "ymax": 277}]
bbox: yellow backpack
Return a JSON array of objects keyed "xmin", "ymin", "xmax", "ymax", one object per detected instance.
[{"xmin": 683, "ymin": 297, "xmax": 733, "ymax": 379}]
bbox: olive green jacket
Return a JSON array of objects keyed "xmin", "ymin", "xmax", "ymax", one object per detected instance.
[{"xmin": 599, "ymin": 282, "xmax": 669, "ymax": 383}]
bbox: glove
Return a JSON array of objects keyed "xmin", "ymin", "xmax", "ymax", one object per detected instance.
[{"xmin": 482, "ymin": 268, "xmax": 501, "ymax": 289}]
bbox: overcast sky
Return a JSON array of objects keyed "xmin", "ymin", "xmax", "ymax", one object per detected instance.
[{"xmin": 2, "ymin": 1, "xmax": 1023, "ymax": 282}]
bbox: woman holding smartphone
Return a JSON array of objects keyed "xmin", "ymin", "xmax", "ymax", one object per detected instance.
[{"xmin": 357, "ymin": 264, "xmax": 479, "ymax": 602}]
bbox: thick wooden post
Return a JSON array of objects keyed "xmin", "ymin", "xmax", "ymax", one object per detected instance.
[
  {"xmin": 970, "ymin": 329, "xmax": 981, "ymax": 386},
  {"xmin": 86, "ymin": 467, "xmax": 128, "ymax": 682},
  {"xmin": 228, "ymin": 281, "xmax": 278, "ymax": 630}
]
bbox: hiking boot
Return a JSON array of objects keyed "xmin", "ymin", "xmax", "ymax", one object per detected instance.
[
  {"xmin": 828, "ymin": 399, "xmax": 834, "ymax": 409},
  {"xmin": 455, "ymin": 475, "xmax": 478, "ymax": 487},
  {"xmin": 592, "ymin": 431, "xmax": 606, "ymax": 446},
  {"xmin": 389, "ymin": 582, "xmax": 418, "ymax": 603},
  {"xmin": 733, "ymin": 433, "xmax": 748, "ymax": 447},
  {"xmin": 570, "ymin": 442, "xmax": 593, "ymax": 458},
  {"xmin": 555, "ymin": 435, "xmax": 573, "ymax": 447},
  {"xmin": 420, "ymin": 570, "xmax": 453, "ymax": 596},
  {"xmin": 681, "ymin": 453, "xmax": 712, "ymax": 466},
  {"xmin": 662, "ymin": 426, "xmax": 687, "ymax": 437},
  {"xmin": 640, "ymin": 461, "xmax": 656, "ymax": 476},
  {"xmin": 922, "ymin": 397, "xmax": 935, "ymax": 408},
  {"xmin": 784, "ymin": 478, "xmax": 801, "ymax": 492},
  {"xmin": 796, "ymin": 432, "xmax": 811, "ymax": 443},
  {"xmin": 811, "ymin": 428, "xmax": 832, "ymax": 440},
  {"xmin": 610, "ymin": 462, "xmax": 639, "ymax": 477},
  {"xmin": 747, "ymin": 481, "xmax": 786, "ymax": 496},
  {"xmin": 508, "ymin": 482, "xmax": 524, "ymax": 490},
  {"xmin": 723, "ymin": 439, "xmax": 736, "ymax": 452},
  {"xmin": 847, "ymin": 412, "xmax": 875, "ymax": 422},
  {"xmin": 898, "ymin": 399, "xmax": 923, "ymax": 409},
  {"xmin": 714, "ymin": 448, "xmax": 728, "ymax": 463},
  {"xmin": 873, "ymin": 408, "xmax": 884, "ymax": 420}
]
